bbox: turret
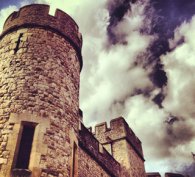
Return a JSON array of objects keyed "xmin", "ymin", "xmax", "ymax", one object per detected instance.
[
  {"xmin": 95, "ymin": 117, "xmax": 146, "ymax": 177},
  {"xmin": 0, "ymin": 4, "xmax": 82, "ymax": 177}
]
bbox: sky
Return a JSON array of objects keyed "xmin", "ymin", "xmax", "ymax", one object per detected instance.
[{"xmin": 0, "ymin": 0, "xmax": 195, "ymax": 176}]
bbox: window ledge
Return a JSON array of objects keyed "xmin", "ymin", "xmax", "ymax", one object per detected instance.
[{"xmin": 12, "ymin": 169, "xmax": 32, "ymax": 176}]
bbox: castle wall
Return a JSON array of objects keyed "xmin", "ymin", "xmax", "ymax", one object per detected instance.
[
  {"xmin": 112, "ymin": 139, "xmax": 131, "ymax": 176},
  {"xmin": 126, "ymin": 141, "xmax": 146, "ymax": 177},
  {"xmin": 78, "ymin": 122, "xmax": 120, "ymax": 177},
  {"xmin": 78, "ymin": 149, "xmax": 111, "ymax": 177},
  {"xmin": 95, "ymin": 117, "xmax": 146, "ymax": 177},
  {"xmin": 0, "ymin": 4, "xmax": 82, "ymax": 176},
  {"xmin": 2, "ymin": 4, "xmax": 82, "ymax": 55}
]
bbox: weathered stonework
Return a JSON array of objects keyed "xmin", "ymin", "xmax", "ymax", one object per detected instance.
[
  {"xmin": 0, "ymin": 4, "xmax": 82, "ymax": 177},
  {"xmin": 2, "ymin": 4, "xmax": 82, "ymax": 63},
  {"xmin": 78, "ymin": 149, "xmax": 111, "ymax": 177},
  {"xmin": 78, "ymin": 123, "xmax": 120, "ymax": 177},
  {"xmin": 94, "ymin": 117, "xmax": 146, "ymax": 177},
  {"xmin": 4, "ymin": 113, "xmax": 49, "ymax": 177}
]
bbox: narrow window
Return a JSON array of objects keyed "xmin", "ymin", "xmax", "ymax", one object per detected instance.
[
  {"xmin": 15, "ymin": 124, "xmax": 35, "ymax": 169},
  {"xmin": 14, "ymin": 33, "xmax": 23, "ymax": 54},
  {"xmin": 72, "ymin": 142, "xmax": 78, "ymax": 177}
]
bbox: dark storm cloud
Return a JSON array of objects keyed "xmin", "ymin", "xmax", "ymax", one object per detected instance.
[
  {"xmin": 165, "ymin": 120, "xmax": 195, "ymax": 147},
  {"xmin": 106, "ymin": 0, "xmax": 195, "ymax": 89},
  {"xmin": 0, "ymin": 0, "xmax": 36, "ymax": 9},
  {"xmin": 152, "ymin": 90, "xmax": 165, "ymax": 108},
  {"xmin": 151, "ymin": 0, "xmax": 195, "ymax": 28},
  {"xmin": 106, "ymin": 0, "xmax": 132, "ymax": 44},
  {"xmin": 0, "ymin": 0, "xmax": 17, "ymax": 8},
  {"xmin": 104, "ymin": 2, "xmax": 195, "ymax": 171},
  {"xmin": 148, "ymin": 0, "xmax": 195, "ymax": 87},
  {"xmin": 180, "ymin": 162, "xmax": 195, "ymax": 176},
  {"xmin": 149, "ymin": 0, "xmax": 195, "ymax": 48},
  {"xmin": 146, "ymin": 120, "xmax": 195, "ymax": 164},
  {"xmin": 144, "ymin": 0, "xmax": 195, "ymax": 107},
  {"xmin": 150, "ymin": 0, "xmax": 195, "ymax": 58}
]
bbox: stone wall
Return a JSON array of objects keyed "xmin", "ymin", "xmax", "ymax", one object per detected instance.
[
  {"xmin": 95, "ymin": 117, "xmax": 144, "ymax": 158},
  {"xmin": 78, "ymin": 149, "xmax": 111, "ymax": 177},
  {"xmin": 110, "ymin": 139, "xmax": 146, "ymax": 177},
  {"xmin": 2, "ymin": 4, "xmax": 82, "ymax": 63},
  {"xmin": 126, "ymin": 141, "xmax": 146, "ymax": 177},
  {"xmin": 94, "ymin": 117, "xmax": 146, "ymax": 177},
  {"xmin": 78, "ymin": 122, "xmax": 120, "ymax": 177},
  {"xmin": 0, "ymin": 4, "xmax": 82, "ymax": 177}
]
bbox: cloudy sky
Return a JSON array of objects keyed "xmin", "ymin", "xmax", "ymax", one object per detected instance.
[{"xmin": 0, "ymin": 0, "xmax": 195, "ymax": 176}]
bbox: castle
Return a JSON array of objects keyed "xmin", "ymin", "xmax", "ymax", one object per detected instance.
[{"xmin": 0, "ymin": 4, "xmax": 186, "ymax": 177}]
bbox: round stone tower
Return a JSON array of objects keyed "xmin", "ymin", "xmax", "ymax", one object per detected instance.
[{"xmin": 0, "ymin": 4, "xmax": 82, "ymax": 177}]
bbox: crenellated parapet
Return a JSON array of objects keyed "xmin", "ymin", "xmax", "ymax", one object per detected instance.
[
  {"xmin": 147, "ymin": 172, "xmax": 161, "ymax": 177},
  {"xmin": 1, "ymin": 4, "xmax": 82, "ymax": 68},
  {"xmin": 165, "ymin": 173, "xmax": 185, "ymax": 177},
  {"xmin": 94, "ymin": 117, "xmax": 144, "ymax": 161},
  {"xmin": 78, "ymin": 122, "xmax": 120, "ymax": 177}
]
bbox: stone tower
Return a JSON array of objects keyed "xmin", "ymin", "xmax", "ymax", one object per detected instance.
[
  {"xmin": 0, "ymin": 4, "xmax": 82, "ymax": 177},
  {"xmin": 95, "ymin": 117, "xmax": 146, "ymax": 177}
]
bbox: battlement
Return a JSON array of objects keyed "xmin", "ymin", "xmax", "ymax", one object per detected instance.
[
  {"xmin": 94, "ymin": 117, "xmax": 144, "ymax": 160},
  {"xmin": 2, "ymin": 4, "xmax": 82, "ymax": 68},
  {"xmin": 79, "ymin": 122, "xmax": 120, "ymax": 177},
  {"xmin": 147, "ymin": 172, "xmax": 161, "ymax": 177},
  {"xmin": 165, "ymin": 173, "xmax": 185, "ymax": 177}
]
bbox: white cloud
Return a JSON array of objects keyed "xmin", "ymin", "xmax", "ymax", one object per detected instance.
[
  {"xmin": 160, "ymin": 15, "xmax": 195, "ymax": 173},
  {"xmin": 35, "ymin": 0, "xmax": 81, "ymax": 15},
  {"xmin": 162, "ymin": 16, "xmax": 195, "ymax": 119},
  {"xmin": 79, "ymin": 1, "xmax": 154, "ymax": 126}
]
